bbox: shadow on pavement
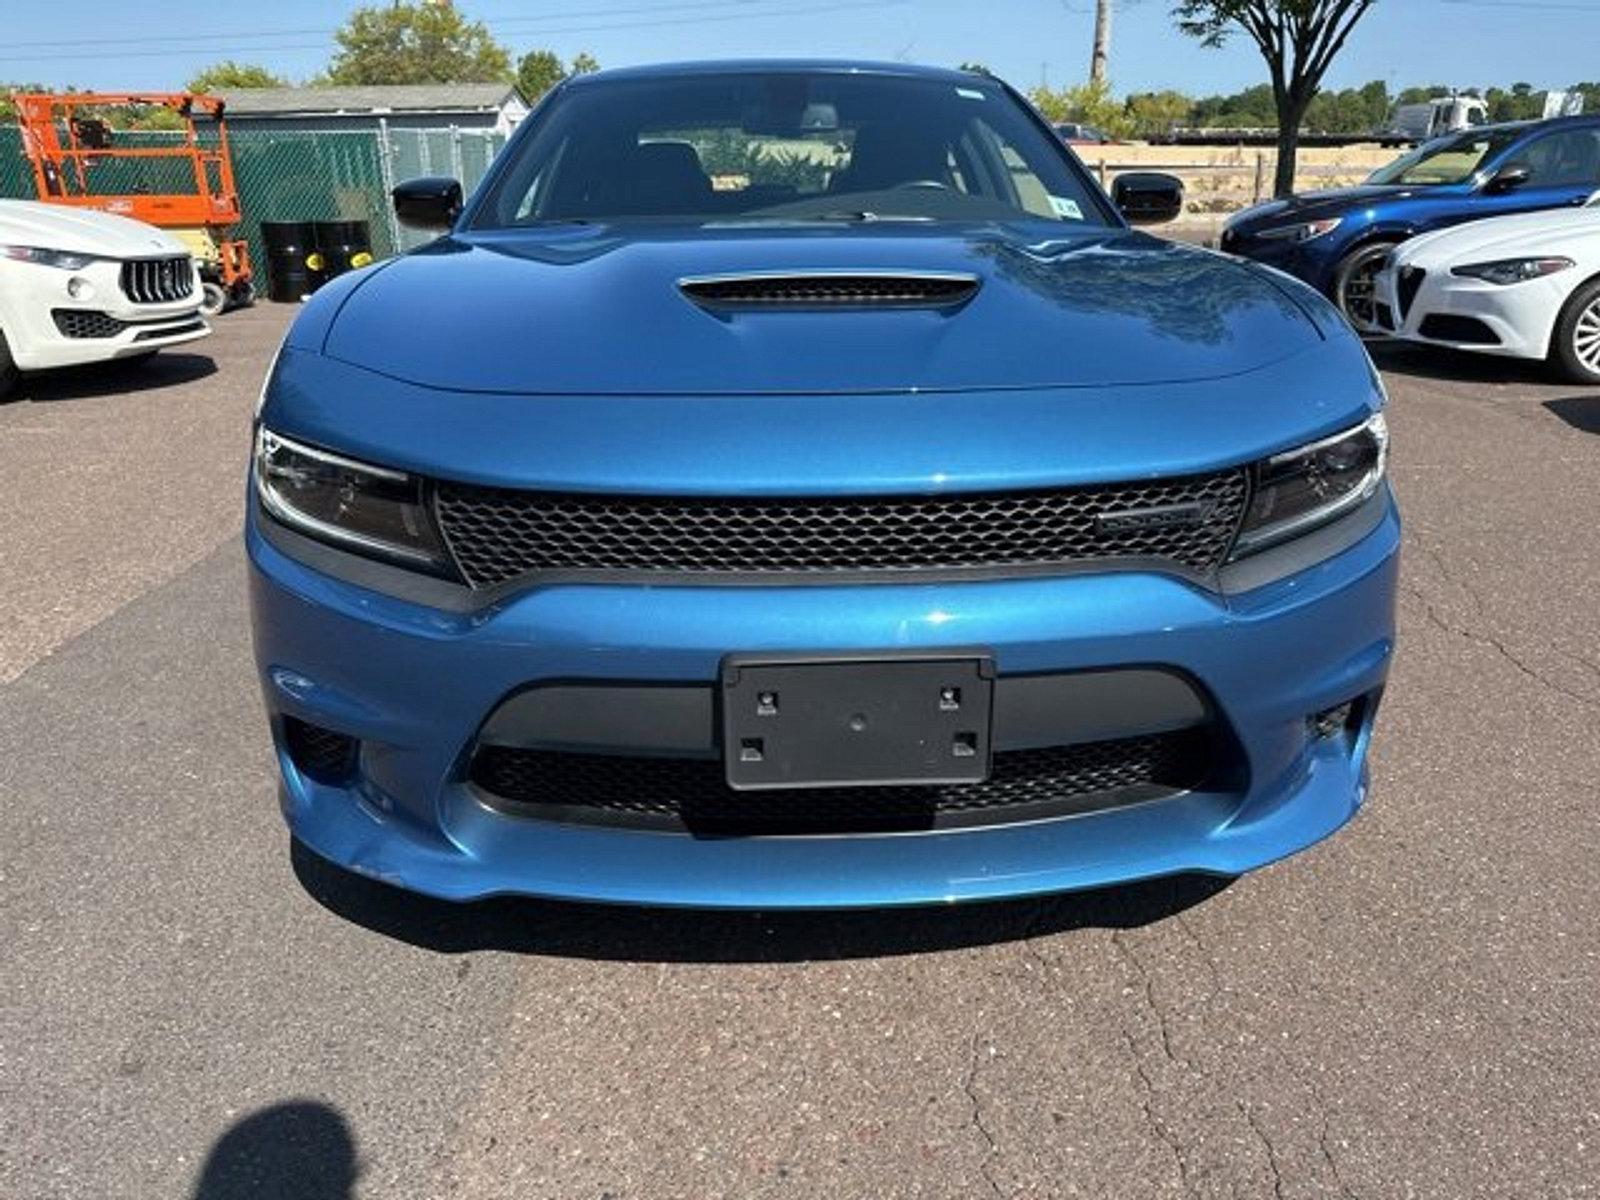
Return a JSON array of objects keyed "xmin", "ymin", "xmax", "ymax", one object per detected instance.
[
  {"xmin": 1364, "ymin": 339, "xmax": 1560, "ymax": 385},
  {"xmin": 1545, "ymin": 396, "xmax": 1600, "ymax": 434},
  {"xmin": 14, "ymin": 352, "xmax": 216, "ymax": 402},
  {"xmin": 192, "ymin": 1100, "xmax": 356, "ymax": 1200},
  {"xmin": 290, "ymin": 837, "xmax": 1233, "ymax": 963}
]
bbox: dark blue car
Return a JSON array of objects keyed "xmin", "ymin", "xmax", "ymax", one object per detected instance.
[
  {"xmin": 1221, "ymin": 116, "xmax": 1600, "ymax": 330},
  {"xmin": 250, "ymin": 61, "xmax": 1398, "ymax": 907}
]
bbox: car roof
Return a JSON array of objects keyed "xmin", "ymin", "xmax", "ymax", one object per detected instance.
[
  {"xmin": 563, "ymin": 59, "xmax": 994, "ymax": 88},
  {"xmin": 1451, "ymin": 113, "xmax": 1600, "ymax": 139}
]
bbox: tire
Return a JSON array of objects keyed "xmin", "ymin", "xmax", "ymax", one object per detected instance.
[
  {"xmin": 1332, "ymin": 240, "xmax": 1400, "ymax": 335},
  {"xmin": 1550, "ymin": 276, "xmax": 1600, "ymax": 384},
  {"xmin": 200, "ymin": 281, "xmax": 228, "ymax": 316},
  {"xmin": 0, "ymin": 327, "xmax": 19, "ymax": 399}
]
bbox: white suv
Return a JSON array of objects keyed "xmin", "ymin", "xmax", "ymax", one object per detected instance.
[{"xmin": 0, "ymin": 200, "xmax": 211, "ymax": 397}]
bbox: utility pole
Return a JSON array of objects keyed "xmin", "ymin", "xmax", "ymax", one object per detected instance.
[{"xmin": 1090, "ymin": 0, "xmax": 1112, "ymax": 85}]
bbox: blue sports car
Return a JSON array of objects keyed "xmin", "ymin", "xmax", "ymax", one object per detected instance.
[
  {"xmin": 1222, "ymin": 115, "xmax": 1600, "ymax": 331},
  {"xmin": 250, "ymin": 61, "xmax": 1398, "ymax": 908}
]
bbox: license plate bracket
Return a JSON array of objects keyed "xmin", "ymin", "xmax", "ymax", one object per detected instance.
[{"xmin": 721, "ymin": 653, "xmax": 995, "ymax": 791}]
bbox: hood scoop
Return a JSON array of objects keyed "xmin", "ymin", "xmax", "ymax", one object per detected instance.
[{"xmin": 679, "ymin": 270, "xmax": 980, "ymax": 311}]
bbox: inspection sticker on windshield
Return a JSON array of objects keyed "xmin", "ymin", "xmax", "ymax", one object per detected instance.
[{"xmin": 1049, "ymin": 196, "xmax": 1084, "ymax": 220}]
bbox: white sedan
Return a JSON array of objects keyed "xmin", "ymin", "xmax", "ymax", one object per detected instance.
[
  {"xmin": 1374, "ymin": 201, "xmax": 1600, "ymax": 382},
  {"xmin": 0, "ymin": 200, "xmax": 210, "ymax": 397}
]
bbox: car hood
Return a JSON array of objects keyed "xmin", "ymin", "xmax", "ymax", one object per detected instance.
[
  {"xmin": 1229, "ymin": 185, "xmax": 1417, "ymax": 230},
  {"xmin": 1397, "ymin": 205, "xmax": 1600, "ymax": 267},
  {"xmin": 0, "ymin": 199, "xmax": 188, "ymax": 258},
  {"xmin": 315, "ymin": 223, "xmax": 1325, "ymax": 395}
]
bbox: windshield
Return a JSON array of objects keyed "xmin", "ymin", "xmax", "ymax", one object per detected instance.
[
  {"xmin": 472, "ymin": 71, "xmax": 1113, "ymax": 228},
  {"xmin": 1368, "ymin": 129, "xmax": 1523, "ymax": 186}
]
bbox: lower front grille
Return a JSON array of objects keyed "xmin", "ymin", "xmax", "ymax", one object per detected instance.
[
  {"xmin": 282, "ymin": 716, "xmax": 358, "ymax": 784},
  {"xmin": 1419, "ymin": 313, "xmax": 1499, "ymax": 345},
  {"xmin": 52, "ymin": 309, "xmax": 126, "ymax": 339},
  {"xmin": 469, "ymin": 729, "xmax": 1211, "ymax": 835}
]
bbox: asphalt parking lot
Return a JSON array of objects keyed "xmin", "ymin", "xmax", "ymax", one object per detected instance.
[{"xmin": 2, "ymin": 302, "xmax": 1597, "ymax": 1200}]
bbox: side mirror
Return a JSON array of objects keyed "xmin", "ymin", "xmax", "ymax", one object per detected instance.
[
  {"xmin": 1111, "ymin": 171, "xmax": 1184, "ymax": 225},
  {"xmin": 1485, "ymin": 162, "xmax": 1531, "ymax": 194},
  {"xmin": 392, "ymin": 176, "xmax": 463, "ymax": 230}
]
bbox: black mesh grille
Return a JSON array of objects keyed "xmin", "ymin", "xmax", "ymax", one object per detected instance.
[
  {"xmin": 119, "ymin": 256, "xmax": 193, "ymax": 304},
  {"xmin": 469, "ymin": 730, "xmax": 1210, "ymax": 834},
  {"xmin": 1396, "ymin": 266, "xmax": 1426, "ymax": 319},
  {"xmin": 283, "ymin": 716, "xmax": 357, "ymax": 784},
  {"xmin": 1419, "ymin": 313, "xmax": 1500, "ymax": 345},
  {"xmin": 681, "ymin": 273, "xmax": 978, "ymax": 308},
  {"xmin": 435, "ymin": 471, "xmax": 1249, "ymax": 588},
  {"xmin": 52, "ymin": 309, "xmax": 126, "ymax": 339}
]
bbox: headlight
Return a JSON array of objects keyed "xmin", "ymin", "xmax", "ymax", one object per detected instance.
[
  {"xmin": 1, "ymin": 245, "xmax": 102, "ymax": 270},
  {"xmin": 1232, "ymin": 413, "xmax": 1388, "ymax": 557},
  {"xmin": 254, "ymin": 427, "xmax": 452, "ymax": 571},
  {"xmin": 1450, "ymin": 257, "xmax": 1573, "ymax": 285},
  {"xmin": 1254, "ymin": 217, "xmax": 1342, "ymax": 243}
]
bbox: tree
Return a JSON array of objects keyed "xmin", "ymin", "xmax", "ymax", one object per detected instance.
[
  {"xmin": 1028, "ymin": 79, "xmax": 1133, "ymax": 138},
  {"xmin": 516, "ymin": 50, "xmax": 565, "ymax": 99},
  {"xmin": 515, "ymin": 49, "xmax": 600, "ymax": 100},
  {"xmin": 326, "ymin": 2, "xmax": 512, "ymax": 86},
  {"xmin": 1126, "ymin": 89, "xmax": 1194, "ymax": 137},
  {"xmin": 187, "ymin": 62, "xmax": 289, "ymax": 93},
  {"xmin": 1174, "ymin": 1, "xmax": 1378, "ymax": 197}
]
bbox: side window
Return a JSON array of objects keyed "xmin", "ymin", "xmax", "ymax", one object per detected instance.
[
  {"xmin": 1519, "ymin": 130, "xmax": 1600, "ymax": 187},
  {"xmin": 973, "ymin": 120, "xmax": 1080, "ymax": 221}
]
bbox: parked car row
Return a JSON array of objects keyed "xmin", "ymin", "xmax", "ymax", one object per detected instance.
[
  {"xmin": 0, "ymin": 199, "xmax": 209, "ymax": 397},
  {"xmin": 1218, "ymin": 113, "xmax": 1600, "ymax": 380}
]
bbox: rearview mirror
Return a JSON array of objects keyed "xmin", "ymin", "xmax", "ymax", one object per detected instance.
[
  {"xmin": 393, "ymin": 176, "xmax": 463, "ymax": 231},
  {"xmin": 1484, "ymin": 162, "xmax": 1531, "ymax": 194},
  {"xmin": 1111, "ymin": 172, "xmax": 1184, "ymax": 225}
]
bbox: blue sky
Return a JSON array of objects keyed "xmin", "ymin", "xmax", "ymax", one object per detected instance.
[{"xmin": 2, "ymin": 0, "xmax": 1595, "ymax": 97}]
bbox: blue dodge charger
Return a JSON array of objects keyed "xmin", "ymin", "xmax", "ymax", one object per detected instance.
[{"xmin": 250, "ymin": 61, "xmax": 1398, "ymax": 908}]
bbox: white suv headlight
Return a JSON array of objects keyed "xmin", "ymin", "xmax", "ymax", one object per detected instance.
[
  {"xmin": 1451, "ymin": 257, "xmax": 1573, "ymax": 285},
  {"xmin": 1, "ymin": 245, "xmax": 103, "ymax": 270}
]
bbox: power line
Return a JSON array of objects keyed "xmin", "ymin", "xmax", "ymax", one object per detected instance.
[{"xmin": 0, "ymin": 0, "xmax": 906, "ymax": 65}]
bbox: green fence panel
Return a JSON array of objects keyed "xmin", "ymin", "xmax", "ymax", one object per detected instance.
[{"xmin": 0, "ymin": 121, "xmax": 509, "ymax": 270}]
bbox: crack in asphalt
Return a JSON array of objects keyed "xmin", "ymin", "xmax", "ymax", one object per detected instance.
[
  {"xmin": 1239, "ymin": 1102, "xmax": 1288, "ymax": 1200},
  {"xmin": 1403, "ymin": 581, "xmax": 1598, "ymax": 711},
  {"xmin": 1317, "ymin": 1109, "xmax": 1361, "ymax": 1200},
  {"xmin": 1118, "ymin": 1027, "xmax": 1198, "ymax": 1200},
  {"xmin": 1112, "ymin": 930, "xmax": 1185, "ymax": 1068},
  {"xmin": 962, "ymin": 1030, "xmax": 1005, "ymax": 1198},
  {"xmin": 1404, "ymin": 528, "xmax": 1598, "ymax": 710}
]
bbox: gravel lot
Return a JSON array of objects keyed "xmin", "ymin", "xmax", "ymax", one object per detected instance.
[{"xmin": 2, "ymin": 302, "xmax": 1597, "ymax": 1199}]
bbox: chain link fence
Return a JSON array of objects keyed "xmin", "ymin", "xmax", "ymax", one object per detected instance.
[{"xmin": 0, "ymin": 123, "xmax": 505, "ymax": 279}]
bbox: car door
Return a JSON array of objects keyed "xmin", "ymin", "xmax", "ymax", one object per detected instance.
[{"xmin": 1475, "ymin": 127, "xmax": 1600, "ymax": 219}]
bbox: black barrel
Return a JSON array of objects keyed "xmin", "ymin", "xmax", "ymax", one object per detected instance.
[
  {"xmin": 313, "ymin": 219, "xmax": 375, "ymax": 281},
  {"xmin": 261, "ymin": 221, "xmax": 322, "ymax": 303}
]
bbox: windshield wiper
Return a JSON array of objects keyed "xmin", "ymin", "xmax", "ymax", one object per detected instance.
[{"xmin": 808, "ymin": 210, "xmax": 936, "ymax": 223}]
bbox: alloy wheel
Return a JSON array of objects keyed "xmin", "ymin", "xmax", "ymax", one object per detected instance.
[
  {"xmin": 1335, "ymin": 243, "xmax": 1394, "ymax": 336},
  {"xmin": 1572, "ymin": 297, "xmax": 1600, "ymax": 375}
]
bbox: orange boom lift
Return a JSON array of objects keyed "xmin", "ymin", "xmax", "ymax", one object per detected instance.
[{"xmin": 13, "ymin": 91, "xmax": 254, "ymax": 313}]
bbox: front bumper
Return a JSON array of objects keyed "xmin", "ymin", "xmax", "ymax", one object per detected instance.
[
  {"xmin": 1374, "ymin": 263, "xmax": 1564, "ymax": 360},
  {"xmin": 248, "ymin": 487, "xmax": 1400, "ymax": 908},
  {"xmin": 0, "ymin": 258, "xmax": 207, "ymax": 371}
]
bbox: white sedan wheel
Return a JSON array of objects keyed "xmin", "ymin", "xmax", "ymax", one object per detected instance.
[{"xmin": 1572, "ymin": 298, "xmax": 1600, "ymax": 375}]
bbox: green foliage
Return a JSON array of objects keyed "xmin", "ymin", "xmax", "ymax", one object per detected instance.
[
  {"xmin": 326, "ymin": 2, "xmax": 512, "ymax": 86},
  {"xmin": 514, "ymin": 49, "xmax": 601, "ymax": 100},
  {"xmin": 187, "ymin": 62, "xmax": 289, "ymax": 93},
  {"xmin": 684, "ymin": 128, "xmax": 831, "ymax": 192},
  {"xmin": 1124, "ymin": 90, "xmax": 1194, "ymax": 137},
  {"xmin": 515, "ymin": 50, "xmax": 565, "ymax": 99},
  {"xmin": 1028, "ymin": 79, "xmax": 1133, "ymax": 138}
]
